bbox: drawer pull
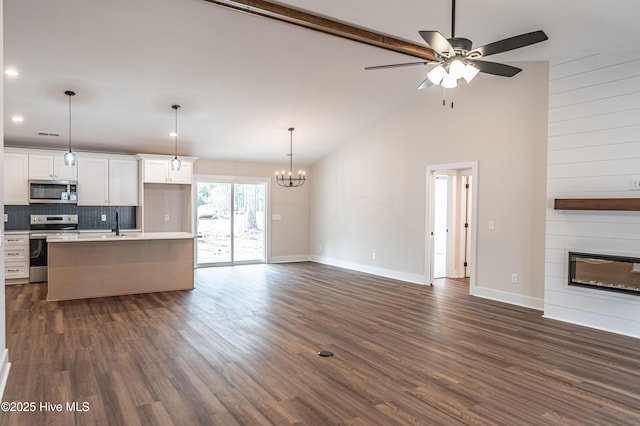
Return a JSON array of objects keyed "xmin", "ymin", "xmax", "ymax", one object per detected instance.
[
  {"xmin": 7, "ymin": 252, "xmax": 20, "ymax": 256},
  {"xmin": 7, "ymin": 269, "xmax": 20, "ymax": 273}
]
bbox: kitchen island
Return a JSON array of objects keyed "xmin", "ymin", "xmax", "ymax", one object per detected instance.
[{"xmin": 47, "ymin": 232, "xmax": 195, "ymax": 301}]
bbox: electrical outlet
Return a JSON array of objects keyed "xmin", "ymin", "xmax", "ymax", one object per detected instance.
[
  {"xmin": 4, "ymin": 214, "xmax": 7, "ymax": 223},
  {"xmin": 101, "ymin": 214, "xmax": 107, "ymax": 222},
  {"xmin": 164, "ymin": 214, "xmax": 170, "ymax": 222},
  {"xmin": 488, "ymin": 220, "xmax": 495, "ymax": 230},
  {"xmin": 372, "ymin": 252, "xmax": 377, "ymax": 260},
  {"xmin": 511, "ymin": 273, "xmax": 519, "ymax": 284},
  {"xmin": 630, "ymin": 176, "xmax": 640, "ymax": 191}
]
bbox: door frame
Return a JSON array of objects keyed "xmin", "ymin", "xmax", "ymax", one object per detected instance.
[
  {"xmin": 425, "ymin": 161, "xmax": 478, "ymax": 295},
  {"xmin": 193, "ymin": 174, "xmax": 270, "ymax": 267}
]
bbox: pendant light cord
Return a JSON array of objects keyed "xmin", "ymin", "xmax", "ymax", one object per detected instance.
[
  {"xmin": 289, "ymin": 128, "xmax": 294, "ymax": 173},
  {"xmin": 68, "ymin": 93, "xmax": 72, "ymax": 151},
  {"xmin": 174, "ymin": 106, "xmax": 179, "ymax": 157}
]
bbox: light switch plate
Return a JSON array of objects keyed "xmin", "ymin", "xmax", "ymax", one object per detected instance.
[
  {"xmin": 272, "ymin": 214, "xmax": 281, "ymax": 220},
  {"xmin": 4, "ymin": 214, "xmax": 7, "ymax": 223},
  {"xmin": 630, "ymin": 176, "xmax": 640, "ymax": 191},
  {"xmin": 164, "ymin": 214, "xmax": 170, "ymax": 222}
]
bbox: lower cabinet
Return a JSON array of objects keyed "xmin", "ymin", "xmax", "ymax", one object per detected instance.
[{"xmin": 4, "ymin": 233, "xmax": 29, "ymax": 284}]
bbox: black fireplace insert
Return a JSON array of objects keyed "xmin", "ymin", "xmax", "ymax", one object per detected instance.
[{"xmin": 568, "ymin": 251, "xmax": 640, "ymax": 296}]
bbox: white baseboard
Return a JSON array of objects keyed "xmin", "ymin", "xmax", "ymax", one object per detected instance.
[
  {"xmin": 542, "ymin": 313, "xmax": 640, "ymax": 339},
  {"xmin": 269, "ymin": 255, "xmax": 311, "ymax": 264},
  {"xmin": 472, "ymin": 286, "xmax": 544, "ymax": 311},
  {"xmin": 0, "ymin": 348, "xmax": 11, "ymax": 399},
  {"xmin": 310, "ymin": 255, "xmax": 426, "ymax": 285}
]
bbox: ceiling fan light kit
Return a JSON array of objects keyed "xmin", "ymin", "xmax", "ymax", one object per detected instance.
[{"xmin": 366, "ymin": 0, "xmax": 548, "ymax": 106}]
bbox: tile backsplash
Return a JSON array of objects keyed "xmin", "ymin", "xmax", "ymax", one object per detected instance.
[{"xmin": 4, "ymin": 205, "xmax": 136, "ymax": 231}]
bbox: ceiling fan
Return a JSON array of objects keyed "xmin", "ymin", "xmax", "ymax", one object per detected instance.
[{"xmin": 365, "ymin": 0, "xmax": 548, "ymax": 91}]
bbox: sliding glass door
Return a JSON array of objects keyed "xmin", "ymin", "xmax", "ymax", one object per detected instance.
[{"xmin": 196, "ymin": 178, "xmax": 267, "ymax": 266}]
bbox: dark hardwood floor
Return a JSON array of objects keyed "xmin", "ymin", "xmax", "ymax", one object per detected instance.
[{"xmin": 2, "ymin": 262, "xmax": 640, "ymax": 425}]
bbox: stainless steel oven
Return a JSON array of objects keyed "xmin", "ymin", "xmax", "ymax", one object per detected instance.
[{"xmin": 29, "ymin": 215, "xmax": 78, "ymax": 283}]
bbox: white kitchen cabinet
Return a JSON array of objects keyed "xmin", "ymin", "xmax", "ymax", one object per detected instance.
[
  {"xmin": 77, "ymin": 157, "xmax": 109, "ymax": 205},
  {"xmin": 142, "ymin": 159, "xmax": 193, "ymax": 184},
  {"xmin": 109, "ymin": 159, "xmax": 138, "ymax": 205},
  {"xmin": 143, "ymin": 160, "xmax": 171, "ymax": 183},
  {"xmin": 29, "ymin": 153, "xmax": 77, "ymax": 181},
  {"xmin": 78, "ymin": 156, "xmax": 138, "ymax": 206},
  {"xmin": 4, "ymin": 152, "xmax": 29, "ymax": 205},
  {"xmin": 4, "ymin": 233, "xmax": 29, "ymax": 283}
]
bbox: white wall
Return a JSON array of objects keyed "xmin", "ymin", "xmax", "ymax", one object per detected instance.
[
  {"xmin": 310, "ymin": 62, "xmax": 549, "ymax": 308},
  {"xmin": 195, "ymin": 159, "xmax": 310, "ymax": 261},
  {"xmin": 0, "ymin": 0, "xmax": 11, "ymax": 396},
  {"xmin": 544, "ymin": 53, "xmax": 640, "ymax": 338}
]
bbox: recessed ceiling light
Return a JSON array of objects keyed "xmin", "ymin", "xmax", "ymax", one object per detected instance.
[
  {"xmin": 5, "ymin": 69, "xmax": 19, "ymax": 77},
  {"xmin": 11, "ymin": 115, "xmax": 24, "ymax": 123}
]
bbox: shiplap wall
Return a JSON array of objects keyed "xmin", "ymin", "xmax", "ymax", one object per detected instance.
[{"xmin": 545, "ymin": 53, "xmax": 640, "ymax": 338}]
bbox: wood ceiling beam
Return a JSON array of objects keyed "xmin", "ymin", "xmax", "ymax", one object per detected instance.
[{"xmin": 201, "ymin": 0, "xmax": 437, "ymax": 61}]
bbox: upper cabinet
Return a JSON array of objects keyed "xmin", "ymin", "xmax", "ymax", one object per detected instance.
[
  {"xmin": 77, "ymin": 155, "xmax": 138, "ymax": 206},
  {"xmin": 139, "ymin": 155, "xmax": 195, "ymax": 184},
  {"xmin": 109, "ymin": 159, "xmax": 138, "ymax": 205},
  {"xmin": 4, "ymin": 152, "xmax": 29, "ymax": 205},
  {"xmin": 29, "ymin": 153, "xmax": 77, "ymax": 181}
]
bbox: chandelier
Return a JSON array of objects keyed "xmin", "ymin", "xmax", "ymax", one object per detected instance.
[{"xmin": 275, "ymin": 127, "xmax": 306, "ymax": 188}]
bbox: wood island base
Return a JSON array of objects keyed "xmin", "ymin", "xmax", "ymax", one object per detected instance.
[{"xmin": 47, "ymin": 236, "xmax": 194, "ymax": 301}]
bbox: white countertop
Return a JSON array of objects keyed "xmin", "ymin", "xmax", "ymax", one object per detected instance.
[{"xmin": 47, "ymin": 232, "xmax": 196, "ymax": 243}]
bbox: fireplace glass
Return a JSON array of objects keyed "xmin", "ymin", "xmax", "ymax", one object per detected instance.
[{"xmin": 568, "ymin": 251, "xmax": 640, "ymax": 295}]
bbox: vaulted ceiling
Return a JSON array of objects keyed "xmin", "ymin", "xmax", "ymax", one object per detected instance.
[{"xmin": 4, "ymin": 0, "xmax": 639, "ymax": 164}]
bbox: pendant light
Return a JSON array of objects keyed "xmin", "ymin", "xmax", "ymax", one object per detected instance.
[
  {"xmin": 171, "ymin": 104, "xmax": 181, "ymax": 171},
  {"xmin": 275, "ymin": 127, "xmax": 306, "ymax": 188},
  {"xmin": 64, "ymin": 90, "xmax": 77, "ymax": 166}
]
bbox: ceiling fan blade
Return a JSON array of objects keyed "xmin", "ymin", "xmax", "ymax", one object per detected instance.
[
  {"xmin": 419, "ymin": 31, "xmax": 454, "ymax": 56},
  {"xmin": 468, "ymin": 30, "xmax": 548, "ymax": 58},
  {"xmin": 471, "ymin": 60, "xmax": 522, "ymax": 77},
  {"xmin": 365, "ymin": 61, "xmax": 431, "ymax": 71},
  {"xmin": 418, "ymin": 77, "xmax": 433, "ymax": 90}
]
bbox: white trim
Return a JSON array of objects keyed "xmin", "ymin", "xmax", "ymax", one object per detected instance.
[
  {"xmin": 0, "ymin": 349, "xmax": 11, "ymax": 399},
  {"xmin": 473, "ymin": 286, "xmax": 544, "ymax": 311},
  {"xmin": 542, "ymin": 314, "xmax": 640, "ymax": 339},
  {"xmin": 311, "ymin": 255, "xmax": 425, "ymax": 285},
  {"xmin": 269, "ymin": 255, "xmax": 310, "ymax": 263},
  {"xmin": 426, "ymin": 161, "xmax": 478, "ymax": 293}
]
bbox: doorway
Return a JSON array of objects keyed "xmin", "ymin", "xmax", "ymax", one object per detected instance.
[
  {"xmin": 426, "ymin": 162, "xmax": 478, "ymax": 292},
  {"xmin": 195, "ymin": 178, "xmax": 267, "ymax": 266}
]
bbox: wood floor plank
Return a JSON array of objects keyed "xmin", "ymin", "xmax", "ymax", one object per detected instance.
[{"xmin": 1, "ymin": 262, "xmax": 640, "ymax": 425}]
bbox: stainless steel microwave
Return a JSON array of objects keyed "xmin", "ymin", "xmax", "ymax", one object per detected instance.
[{"xmin": 28, "ymin": 180, "xmax": 78, "ymax": 204}]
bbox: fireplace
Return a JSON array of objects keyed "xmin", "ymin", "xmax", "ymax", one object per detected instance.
[{"xmin": 568, "ymin": 251, "xmax": 640, "ymax": 295}]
